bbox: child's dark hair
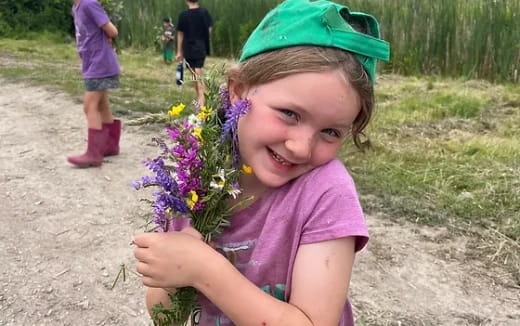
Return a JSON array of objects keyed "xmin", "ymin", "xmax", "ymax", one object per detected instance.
[
  {"xmin": 228, "ymin": 46, "xmax": 373, "ymax": 150},
  {"xmin": 163, "ymin": 17, "xmax": 172, "ymax": 23}
]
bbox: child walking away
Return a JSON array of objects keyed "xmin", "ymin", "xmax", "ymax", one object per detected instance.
[
  {"xmin": 134, "ymin": 0, "xmax": 389, "ymax": 325},
  {"xmin": 175, "ymin": 0, "xmax": 213, "ymax": 106},
  {"xmin": 161, "ymin": 17, "xmax": 176, "ymax": 64},
  {"xmin": 67, "ymin": 0, "xmax": 122, "ymax": 168}
]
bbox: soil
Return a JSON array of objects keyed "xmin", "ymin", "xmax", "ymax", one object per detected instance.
[{"xmin": 0, "ymin": 80, "xmax": 518, "ymax": 326}]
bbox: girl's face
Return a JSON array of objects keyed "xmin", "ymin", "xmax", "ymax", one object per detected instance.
[{"xmin": 232, "ymin": 70, "xmax": 361, "ymax": 192}]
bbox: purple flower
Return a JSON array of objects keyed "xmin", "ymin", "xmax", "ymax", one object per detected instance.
[
  {"xmin": 219, "ymin": 86, "xmax": 231, "ymax": 112},
  {"xmin": 221, "ymin": 98, "xmax": 251, "ymax": 166},
  {"xmin": 139, "ymin": 153, "xmax": 192, "ymax": 230},
  {"xmin": 156, "ymin": 170, "xmax": 177, "ymax": 193},
  {"xmin": 193, "ymin": 100, "xmax": 202, "ymax": 112},
  {"xmin": 193, "ymin": 200, "xmax": 206, "ymax": 211},
  {"xmin": 130, "ymin": 181, "xmax": 141, "ymax": 190},
  {"xmin": 152, "ymin": 192, "xmax": 189, "ymax": 232},
  {"xmin": 141, "ymin": 175, "xmax": 155, "ymax": 184},
  {"xmin": 166, "ymin": 127, "xmax": 180, "ymax": 140},
  {"xmin": 154, "ymin": 193, "xmax": 189, "ymax": 215},
  {"xmin": 143, "ymin": 157, "xmax": 165, "ymax": 173},
  {"xmin": 131, "ymin": 175, "xmax": 158, "ymax": 190}
]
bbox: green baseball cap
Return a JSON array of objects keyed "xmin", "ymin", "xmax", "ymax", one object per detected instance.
[{"xmin": 239, "ymin": 0, "xmax": 390, "ymax": 83}]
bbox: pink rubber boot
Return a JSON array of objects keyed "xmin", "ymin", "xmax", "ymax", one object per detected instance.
[
  {"xmin": 103, "ymin": 119, "xmax": 121, "ymax": 156},
  {"xmin": 67, "ymin": 128, "xmax": 107, "ymax": 167}
]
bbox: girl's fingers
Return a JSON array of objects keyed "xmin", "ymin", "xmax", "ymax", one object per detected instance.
[
  {"xmin": 135, "ymin": 261, "xmax": 151, "ymax": 277},
  {"xmin": 133, "ymin": 233, "xmax": 152, "ymax": 248},
  {"xmin": 133, "ymin": 247, "xmax": 150, "ymax": 263},
  {"xmin": 180, "ymin": 226, "xmax": 203, "ymax": 240},
  {"xmin": 141, "ymin": 276, "xmax": 161, "ymax": 288}
]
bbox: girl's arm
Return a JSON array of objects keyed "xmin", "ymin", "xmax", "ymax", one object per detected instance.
[
  {"xmin": 101, "ymin": 22, "xmax": 118, "ymax": 38},
  {"xmin": 198, "ymin": 237, "xmax": 355, "ymax": 325},
  {"xmin": 146, "ymin": 287, "xmax": 171, "ymax": 313},
  {"xmin": 287, "ymin": 237, "xmax": 356, "ymax": 324},
  {"xmin": 135, "ymin": 233, "xmax": 355, "ymax": 326},
  {"xmin": 146, "ymin": 287, "xmax": 180, "ymax": 325}
]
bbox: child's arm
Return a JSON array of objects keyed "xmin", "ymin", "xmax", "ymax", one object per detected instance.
[
  {"xmin": 135, "ymin": 233, "xmax": 355, "ymax": 325},
  {"xmin": 146, "ymin": 287, "xmax": 171, "ymax": 313},
  {"xmin": 101, "ymin": 22, "xmax": 118, "ymax": 38},
  {"xmin": 286, "ymin": 237, "xmax": 356, "ymax": 324},
  {"xmin": 145, "ymin": 287, "xmax": 176, "ymax": 321},
  {"xmin": 175, "ymin": 31, "xmax": 184, "ymax": 61},
  {"xmin": 200, "ymin": 237, "xmax": 355, "ymax": 325}
]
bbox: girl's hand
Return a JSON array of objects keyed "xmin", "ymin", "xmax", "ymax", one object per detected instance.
[
  {"xmin": 179, "ymin": 226, "xmax": 203, "ymax": 240},
  {"xmin": 133, "ymin": 230, "xmax": 213, "ymax": 289}
]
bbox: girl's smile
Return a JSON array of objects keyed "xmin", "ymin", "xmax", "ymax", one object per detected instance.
[{"xmin": 268, "ymin": 147, "xmax": 295, "ymax": 167}]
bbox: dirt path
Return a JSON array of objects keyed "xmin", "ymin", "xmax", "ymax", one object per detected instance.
[
  {"xmin": 0, "ymin": 80, "xmax": 518, "ymax": 325},
  {"xmin": 0, "ymin": 80, "xmax": 151, "ymax": 325}
]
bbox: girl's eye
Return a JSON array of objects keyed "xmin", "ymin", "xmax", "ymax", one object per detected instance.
[
  {"xmin": 280, "ymin": 109, "xmax": 299, "ymax": 120},
  {"xmin": 322, "ymin": 129, "xmax": 341, "ymax": 138}
]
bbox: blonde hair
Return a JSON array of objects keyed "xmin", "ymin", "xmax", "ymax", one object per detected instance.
[{"xmin": 229, "ymin": 46, "xmax": 374, "ymax": 150}]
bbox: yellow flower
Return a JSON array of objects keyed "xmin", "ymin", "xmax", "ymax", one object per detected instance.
[
  {"xmin": 191, "ymin": 190, "xmax": 199, "ymax": 202},
  {"xmin": 186, "ymin": 190, "xmax": 199, "ymax": 210},
  {"xmin": 242, "ymin": 164, "xmax": 253, "ymax": 174},
  {"xmin": 168, "ymin": 103, "xmax": 186, "ymax": 117},
  {"xmin": 193, "ymin": 128, "xmax": 202, "ymax": 140},
  {"xmin": 197, "ymin": 106, "xmax": 213, "ymax": 120}
]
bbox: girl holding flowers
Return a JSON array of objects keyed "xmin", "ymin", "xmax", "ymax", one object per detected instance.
[{"xmin": 133, "ymin": 0, "xmax": 389, "ymax": 325}]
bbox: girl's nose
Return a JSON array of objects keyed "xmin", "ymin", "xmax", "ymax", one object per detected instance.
[{"xmin": 285, "ymin": 135, "xmax": 314, "ymax": 162}]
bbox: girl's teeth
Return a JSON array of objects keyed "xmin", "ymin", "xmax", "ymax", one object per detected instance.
[{"xmin": 271, "ymin": 151, "xmax": 291, "ymax": 166}]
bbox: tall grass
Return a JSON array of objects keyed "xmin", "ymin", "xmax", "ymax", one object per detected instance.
[
  {"xmin": 119, "ymin": 0, "xmax": 519, "ymax": 82},
  {"xmin": 349, "ymin": 0, "xmax": 520, "ymax": 83},
  {"xmin": 118, "ymin": 0, "xmax": 274, "ymax": 55}
]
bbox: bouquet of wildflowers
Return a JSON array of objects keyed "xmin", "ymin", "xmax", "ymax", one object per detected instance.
[{"xmin": 132, "ymin": 68, "xmax": 251, "ymax": 325}]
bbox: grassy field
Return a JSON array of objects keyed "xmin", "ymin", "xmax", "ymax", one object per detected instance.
[
  {"xmin": 1, "ymin": 37, "xmax": 519, "ymax": 281},
  {"xmin": 117, "ymin": 0, "xmax": 519, "ymax": 82},
  {"xmin": 0, "ymin": 35, "xmax": 206, "ymax": 115}
]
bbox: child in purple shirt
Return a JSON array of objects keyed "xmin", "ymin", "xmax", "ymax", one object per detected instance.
[
  {"xmin": 67, "ymin": 0, "xmax": 122, "ymax": 168},
  {"xmin": 134, "ymin": 0, "xmax": 390, "ymax": 325}
]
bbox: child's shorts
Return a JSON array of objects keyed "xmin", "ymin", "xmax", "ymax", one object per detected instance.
[
  {"xmin": 84, "ymin": 75, "xmax": 120, "ymax": 92},
  {"xmin": 163, "ymin": 48, "xmax": 174, "ymax": 61},
  {"xmin": 186, "ymin": 57, "xmax": 206, "ymax": 69}
]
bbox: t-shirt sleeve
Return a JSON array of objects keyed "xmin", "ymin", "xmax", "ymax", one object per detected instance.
[
  {"xmin": 85, "ymin": 1, "xmax": 110, "ymax": 28},
  {"xmin": 177, "ymin": 12, "xmax": 186, "ymax": 32},
  {"xmin": 299, "ymin": 164, "xmax": 369, "ymax": 252},
  {"xmin": 204, "ymin": 9, "xmax": 213, "ymax": 27}
]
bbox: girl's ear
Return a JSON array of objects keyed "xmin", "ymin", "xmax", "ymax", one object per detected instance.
[{"xmin": 227, "ymin": 67, "xmax": 247, "ymax": 103}]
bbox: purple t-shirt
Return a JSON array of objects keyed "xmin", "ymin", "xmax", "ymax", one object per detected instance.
[
  {"xmin": 177, "ymin": 158, "xmax": 368, "ymax": 326},
  {"xmin": 72, "ymin": 0, "xmax": 120, "ymax": 78}
]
